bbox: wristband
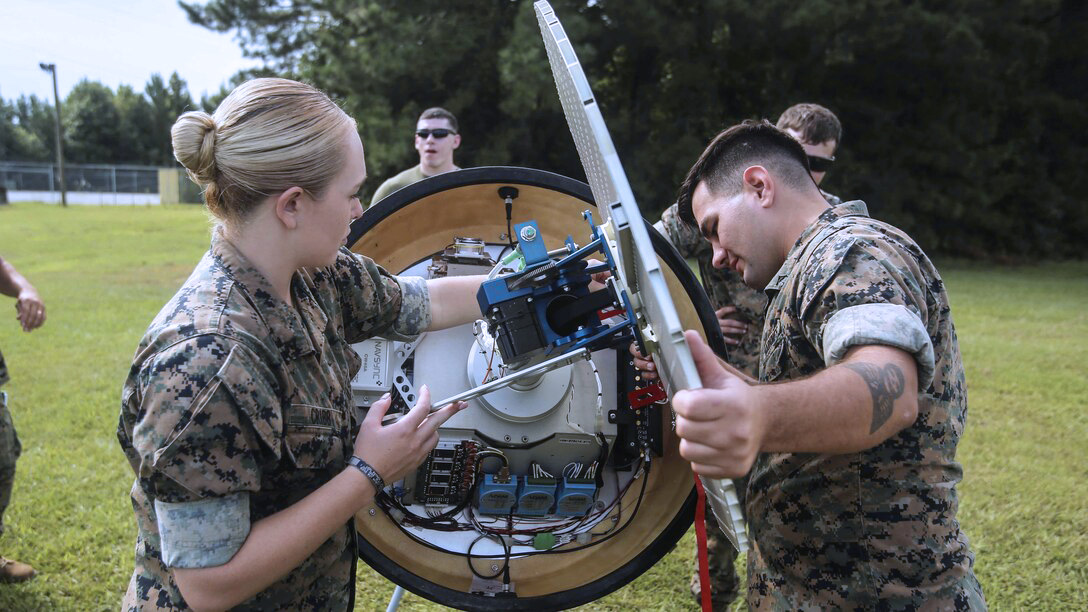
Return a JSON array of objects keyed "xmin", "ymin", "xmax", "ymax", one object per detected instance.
[{"xmin": 348, "ymin": 455, "xmax": 386, "ymax": 492}]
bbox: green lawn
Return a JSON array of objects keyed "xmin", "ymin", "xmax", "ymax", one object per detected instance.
[{"xmin": 0, "ymin": 201, "xmax": 1083, "ymax": 610}]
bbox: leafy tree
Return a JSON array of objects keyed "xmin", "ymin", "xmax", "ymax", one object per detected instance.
[
  {"xmin": 8, "ymin": 95, "xmax": 56, "ymax": 162},
  {"xmin": 145, "ymin": 72, "xmax": 195, "ymax": 165},
  {"xmin": 0, "ymin": 97, "xmax": 32, "ymax": 161},
  {"xmin": 114, "ymin": 84, "xmax": 156, "ymax": 164},
  {"xmin": 63, "ymin": 80, "xmax": 122, "ymax": 164},
  {"xmin": 180, "ymin": 0, "xmax": 1087, "ymax": 257},
  {"xmin": 1, "ymin": 73, "xmax": 200, "ymax": 168}
]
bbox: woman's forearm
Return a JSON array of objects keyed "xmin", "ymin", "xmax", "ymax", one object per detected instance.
[{"xmin": 426, "ymin": 275, "xmax": 486, "ymax": 330}]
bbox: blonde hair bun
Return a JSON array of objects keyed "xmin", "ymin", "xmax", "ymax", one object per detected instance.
[
  {"xmin": 168, "ymin": 78, "xmax": 354, "ymax": 223},
  {"xmin": 171, "ymin": 111, "xmax": 218, "ymax": 184}
]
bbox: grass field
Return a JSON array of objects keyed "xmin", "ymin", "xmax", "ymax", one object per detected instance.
[{"xmin": 0, "ymin": 201, "xmax": 1084, "ymax": 610}]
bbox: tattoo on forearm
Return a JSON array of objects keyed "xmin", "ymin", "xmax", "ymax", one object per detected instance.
[{"xmin": 844, "ymin": 362, "xmax": 906, "ymax": 434}]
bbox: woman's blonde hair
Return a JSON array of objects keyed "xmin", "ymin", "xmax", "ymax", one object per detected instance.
[{"xmin": 171, "ymin": 78, "xmax": 356, "ymax": 223}]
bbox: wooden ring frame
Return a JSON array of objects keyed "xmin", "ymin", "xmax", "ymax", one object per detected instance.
[{"xmin": 348, "ymin": 167, "xmax": 726, "ymax": 611}]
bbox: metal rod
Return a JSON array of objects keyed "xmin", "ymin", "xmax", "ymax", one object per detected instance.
[
  {"xmin": 39, "ymin": 62, "xmax": 66, "ymax": 207},
  {"xmin": 381, "ymin": 349, "xmax": 591, "ymax": 425},
  {"xmin": 431, "ymin": 348, "xmax": 590, "ymax": 410},
  {"xmin": 385, "ymin": 585, "xmax": 405, "ymax": 612}
]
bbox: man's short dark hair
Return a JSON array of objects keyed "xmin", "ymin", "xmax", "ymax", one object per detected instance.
[
  {"xmin": 776, "ymin": 103, "xmax": 841, "ymax": 146},
  {"xmin": 677, "ymin": 120, "xmax": 813, "ymax": 224},
  {"xmin": 418, "ymin": 107, "xmax": 458, "ymax": 133}
]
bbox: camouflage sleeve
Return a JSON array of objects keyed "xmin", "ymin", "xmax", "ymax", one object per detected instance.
[
  {"xmin": 822, "ymin": 303, "xmax": 935, "ymax": 389},
  {"xmin": 333, "ymin": 248, "xmax": 429, "ymax": 343},
  {"xmin": 154, "ymin": 493, "xmax": 250, "ymax": 568},
  {"xmin": 132, "ymin": 336, "xmax": 281, "ymax": 504},
  {"xmin": 391, "ymin": 276, "xmax": 431, "ymax": 338},
  {"xmin": 800, "ymin": 242, "xmax": 935, "ymax": 388},
  {"xmin": 658, "ymin": 202, "xmax": 711, "ymax": 258}
]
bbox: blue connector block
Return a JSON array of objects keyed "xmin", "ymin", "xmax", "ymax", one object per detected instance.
[
  {"xmin": 477, "ymin": 473, "xmax": 517, "ymax": 515},
  {"xmin": 555, "ymin": 478, "xmax": 597, "ymax": 516},
  {"xmin": 516, "ymin": 477, "xmax": 557, "ymax": 516}
]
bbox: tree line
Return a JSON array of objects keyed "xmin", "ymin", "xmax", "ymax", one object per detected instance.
[
  {"xmin": 3, "ymin": 1, "xmax": 1084, "ymax": 258},
  {"xmin": 181, "ymin": 0, "xmax": 1085, "ymax": 259},
  {"xmin": 0, "ymin": 72, "xmax": 237, "ymax": 168}
]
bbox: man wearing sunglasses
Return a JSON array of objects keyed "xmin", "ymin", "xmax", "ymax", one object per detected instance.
[
  {"xmin": 654, "ymin": 103, "xmax": 843, "ymax": 610},
  {"xmin": 370, "ymin": 107, "xmax": 462, "ymax": 207},
  {"xmin": 777, "ymin": 103, "xmax": 842, "ymax": 204}
]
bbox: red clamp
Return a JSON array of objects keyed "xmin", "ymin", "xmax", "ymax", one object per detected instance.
[
  {"xmin": 627, "ymin": 382, "xmax": 666, "ymax": 408},
  {"xmin": 597, "ymin": 306, "xmax": 625, "ymax": 321}
]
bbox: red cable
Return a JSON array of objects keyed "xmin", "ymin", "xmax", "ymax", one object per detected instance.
[{"xmin": 693, "ymin": 473, "xmax": 712, "ymax": 612}]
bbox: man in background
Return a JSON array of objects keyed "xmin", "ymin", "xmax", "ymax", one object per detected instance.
[
  {"xmin": 0, "ymin": 255, "xmax": 46, "ymax": 583},
  {"xmin": 654, "ymin": 103, "xmax": 843, "ymax": 609},
  {"xmin": 776, "ymin": 103, "xmax": 842, "ymax": 205},
  {"xmin": 370, "ymin": 107, "xmax": 462, "ymax": 206}
]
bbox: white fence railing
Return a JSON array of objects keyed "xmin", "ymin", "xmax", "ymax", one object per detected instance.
[{"xmin": 1, "ymin": 161, "xmax": 163, "ymax": 205}]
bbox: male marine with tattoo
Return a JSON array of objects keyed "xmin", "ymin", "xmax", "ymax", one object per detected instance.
[
  {"xmin": 654, "ymin": 103, "xmax": 845, "ymax": 608},
  {"xmin": 637, "ymin": 120, "xmax": 985, "ymax": 609}
]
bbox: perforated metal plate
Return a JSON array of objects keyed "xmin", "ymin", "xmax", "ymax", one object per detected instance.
[
  {"xmin": 535, "ymin": 1, "xmax": 696, "ymax": 395},
  {"xmin": 534, "ymin": 0, "xmax": 747, "ymax": 552}
]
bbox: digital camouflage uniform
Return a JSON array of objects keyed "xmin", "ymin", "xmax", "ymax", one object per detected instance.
[
  {"xmin": 658, "ymin": 191, "xmax": 842, "ymax": 608},
  {"xmin": 117, "ymin": 229, "xmax": 430, "ymax": 611},
  {"xmin": 749, "ymin": 201, "xmax": 985, "ymax": 609},
  {"xmin": 0, "ymin": 348, "xmax": 21, "ymax": 540}
]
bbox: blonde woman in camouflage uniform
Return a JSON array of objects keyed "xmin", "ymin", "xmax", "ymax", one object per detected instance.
[
  {"xmin": 117, "ymin": 78, "xmax": 483, "ymax": 611},
  {"xmin": 642, "ymin": 120, "xmax": 985, "ymax": 609},
  {"xmin": 654, "ymin": 103, "xmax": 844, "ymax": 609}
]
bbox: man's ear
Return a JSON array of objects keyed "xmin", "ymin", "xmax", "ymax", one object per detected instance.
[
  {"xmin": 742, "ymin": 166, "xmax": 774, "ymax": 208},
  {"xmin": 452, "ymin": 134, "xmax": 461, "ymax": 150},
  {"xmin": 274, "ymin": 187, "xmax": 307, "ymax": 230}
]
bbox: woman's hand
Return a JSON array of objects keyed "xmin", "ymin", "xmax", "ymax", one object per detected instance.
[{"xmin": 353, "ymin": 385, "xmax": 466, "ymax": 484}]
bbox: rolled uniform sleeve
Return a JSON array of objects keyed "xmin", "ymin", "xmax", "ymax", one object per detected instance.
[
  {"xmin": 333, "ymin": 248, "xmax": 431, "ymax": 342},
  {"xmin": 155, "ymin": 493, "xmax": 250, "ymax": 568},
  {"xmin": 822, "ymin": 303, "xmax": 935, "ymax": 389},
  {"xmin": 800, "ymin": 242, "xmax": 936, "ymax": 390},
  {"xmin": 393, "ymin": 276, "xmax": 431, "ymax": 337},
  {"xmin": 132, "ymin": 336, "xmax": 281, "ymax": 568}
]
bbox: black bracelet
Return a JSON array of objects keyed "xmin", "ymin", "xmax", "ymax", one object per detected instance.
[{"xmin": 348, "ymin": 455, "xmax": 386, "ymax": 492}]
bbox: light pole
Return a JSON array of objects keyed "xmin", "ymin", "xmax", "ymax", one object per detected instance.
[{"xmin": 38, "ymin": 62, "xmax": 66, "ymax": 207}]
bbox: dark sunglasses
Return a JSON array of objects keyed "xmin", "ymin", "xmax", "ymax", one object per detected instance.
[
  {"xmin": 807, "ymin": 155, "xmax": 835, "ymax": 173},
  {"xmin": 416, "ymin": 128, "xmax": 456, "ymax": 139}
]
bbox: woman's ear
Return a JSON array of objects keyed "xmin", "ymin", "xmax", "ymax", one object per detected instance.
[{"xmin": 274, "ymin": 187, "xmax": 307, "ymax": 230}]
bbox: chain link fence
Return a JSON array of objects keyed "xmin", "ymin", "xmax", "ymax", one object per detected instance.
[{"xmin": 0, "ymin": 161, "xmax": 170, "ymax": 205}]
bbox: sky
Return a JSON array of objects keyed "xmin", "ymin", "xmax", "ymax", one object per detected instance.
[{"xmin": 1, "ymin": 0, "xmax": 261, "ymax": 103}]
